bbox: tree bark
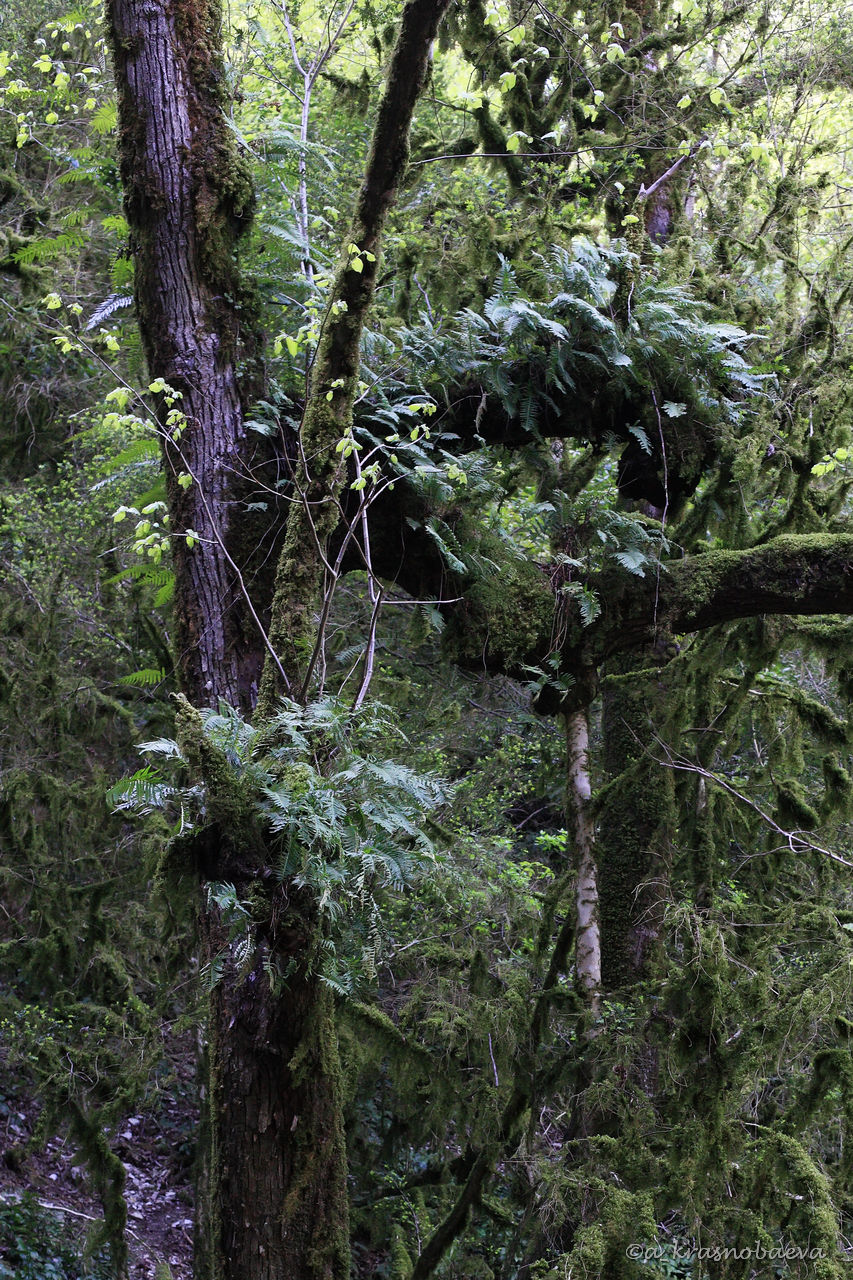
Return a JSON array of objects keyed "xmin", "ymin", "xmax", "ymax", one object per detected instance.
[
  {"xmin": 106, "ymin": 3, "xmax": 454, "ymax": 1277},
  {"xmin": 108, "ymin": 0, "xmax": 263, "ymax": 712},
  {"xmin": 105, "ymin": 2, "xmax": 350, "ymax": 1275},
  {"xmin": 596, "ymin": 650, "xmax": 675, "ymax": 991},
  {"xmin": 199, "ymin": 916, "xmax": 349, "ymax": 1280},
  {"xmin": 565, "ymin": 706, "xmax": 601, "ymax": 1014}
]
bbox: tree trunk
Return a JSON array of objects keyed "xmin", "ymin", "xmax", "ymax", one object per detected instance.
[
  {"xmin": 106, "ymin": 2, "xmax": 453, "ymax": 1276},
  {"xmin": 199, "ymin": 913, "xmax": 349, "ymax": 1280},
  {"xmin": 597, "ymin": 650, "xmax": 675, "ymax": 990},
  {"xmin": 105, "ymin": 2, "xmax": 350, "ymax": 1274},
  {"xmin": 107, "ymin": 0, "xmax": 263, "ymax": 713},
  {"xmin": 565, "ymin": 706, "xmax": 601, "ymax": 1014}
]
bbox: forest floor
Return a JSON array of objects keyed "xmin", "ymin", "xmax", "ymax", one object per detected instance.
[{"xmin": 0, "ymin": 1067, "xmax": 196, "ymax": 1280}]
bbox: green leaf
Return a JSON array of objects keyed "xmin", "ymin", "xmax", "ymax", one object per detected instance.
[{"xmin": 91, "ymin": 102, "xmax": 118, "ymax": 134}]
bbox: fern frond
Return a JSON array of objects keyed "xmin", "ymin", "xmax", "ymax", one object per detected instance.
[
  {"xmin": 85, "ymin": 294, "xmax": 134, "ymax": 331},
  {"xmin": 117, "ymin": 667, "xmax": 166, "ymax": 688}
]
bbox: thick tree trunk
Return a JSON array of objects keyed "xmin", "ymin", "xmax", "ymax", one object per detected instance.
[
  {"xmin": 597, "ymin": 651, "xmax": 675, "ymax": 990},
  {"xmin": 107, "ymin": 4, "xmax": 454, "ymax": 1277},
  {"xmin": 108, "ymin": 0, "xmax": 262, "ymax": 712},
  {"xmin": 105, "ymin": 4, "xmax": 351, "ymax": 1276},
  {"xmin": 172, "ymin": 698, "xmax": 351, "ymax": 1280},
  {"xmin": 199, "ymin": 921, "xmax": 349, "ymax": 1280}
]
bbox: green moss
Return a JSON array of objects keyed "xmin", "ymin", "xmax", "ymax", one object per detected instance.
[
  {"xmin": 174, "ymin": 694, "xmax": 265, "ymax": 862},
  {"xmin": 444, "ymin": 547, "xmax": 555, "ymax": 675},
  {"xmin": 280, "ymin": 986, "xmax": 350, "ymax": 1278},
  {"xmin": 390, "ymin": 1225, "xmax": 413, "ymax": 1279},
  {"xmin": 774, "ymin": 778, "xmax": 820, "ymax": 830}
]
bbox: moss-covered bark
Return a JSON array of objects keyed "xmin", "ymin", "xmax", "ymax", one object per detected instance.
[
  {"xmin": 199, "ymin": 920, "xmax": 350, "ymax": 1280},
  {"xmin": 258, "ymin": 0, "xmax": 454, "ymax": 709},
  {"xmin": 596, "ymin": 652, "xmax": 676, "ymax": 990},
  {"xmin": 402, "ymin": 529, "xmax": 853, "ymax": 687}
]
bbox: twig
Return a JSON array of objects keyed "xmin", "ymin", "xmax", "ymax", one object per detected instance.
[
  {"xmin": 649, "ymin": 735, "xmax": 853, "ymax": 869},
  {"xmin": 649, "ymin": 387, "xmax": 669, "ymax": 632},
  {"xmin": 636, "ymin": 150, "xmax": 693, "ymax": 201},
  {"xmin": 487, "ymin": 1033, "xmax": 500, "ymax": 1088}
]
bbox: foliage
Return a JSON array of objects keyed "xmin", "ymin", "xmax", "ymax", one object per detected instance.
[
  {"xmin": 0, "ymin": 1193, "xmax": 112, "ymax": 1280},
  {"xmin": 112, "ymin": 696, "xmax": 448, "ymax": 991},
  {"xmin": 4, "ymin": 0, "xmax": 853, "ymax": 1277}
]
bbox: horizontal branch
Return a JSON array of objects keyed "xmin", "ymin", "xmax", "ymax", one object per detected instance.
[
  {"xmin": 600, "ymin": 533, "xmax": 853, "ymax": 652},
  {"xmin": 352, "ymin": 480, "xmax": 853, "ymax": 701}
]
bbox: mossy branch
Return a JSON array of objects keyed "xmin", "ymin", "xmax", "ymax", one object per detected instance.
[
  {"xmin": 597, "ymin": 533, "xmax": 853, "ymax": 653},
  {"xmin": 440, "ymin": 532, "xmax": 853, "ymax": 696},
  {"xmin": 258, "ymin": 0, "xmax": 454, "ymax": 710}
]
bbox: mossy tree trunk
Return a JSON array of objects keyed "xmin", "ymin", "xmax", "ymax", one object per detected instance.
[
  {"xmin": 597, "ymin": 650, "xmax": 676, "ymax": 991},
  {"xmin": 196, "ymin": 894, "xmax": 349, "ymax": 1280},
  {"xmin": 106, "ymin": 1, "xmax": 452, "ymax": 1276}
]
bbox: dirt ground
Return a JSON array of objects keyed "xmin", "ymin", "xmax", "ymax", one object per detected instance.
[{"xmin": 0, "ymin": 1077, "xmax": 196, "ymax": 1280}]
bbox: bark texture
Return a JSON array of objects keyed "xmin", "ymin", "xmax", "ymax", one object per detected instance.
[
  {"xmin": 108, "ymin": 0, "xmax": 262, "ymax": 712},
  {"xmin": 565, "ymin": 708, "xmax": 601, "ymax": 1012},
  {"xmin": 597, "ymin": 653, "xmax": 675, "ymax": 989},
  {"xmin": 201, "ymin": 932, "xmax": 349, "ymax": 1280}
]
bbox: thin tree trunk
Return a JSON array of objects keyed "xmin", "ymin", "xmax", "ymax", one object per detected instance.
[
  {"xmin": 258, "ymin": 0, "xmax": 453, "ymax": 709},
  {"xmin": 565, "ymin": 707, "xmax": 601, "ymax": 1015}
]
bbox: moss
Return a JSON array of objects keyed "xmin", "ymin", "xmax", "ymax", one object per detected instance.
[
  {"xmin": 67, "ymin": 1104, "xmax": 128, "ymax": 1275},
  {"xmin": 443, "ymin": 546, "xmax": 555, "ymax": 677},
  {"xmin": 280, "ymin": 985, "xmax": 350, "ymax": 1278},
  {"xmin": 774, "ymin": 778, "xmax": 820, "ymax": 830},
  {"xmin": 596, "ymin": 652, "xmax": 679, "ymax": 989},
  {"xmin": 174, "ymin": 694, "xmax": 266, "ymax": 866},
  {"xmin": 749, "ymin": 1132, "xmax": 843, "ymax": 1277},
  {"xmin": 390, "ymin": 1224, "xmax": 413, "ymax": 1279},
  {"xmin": 822, "ymin": 755, "xmax": 852, "ymax": 815}
]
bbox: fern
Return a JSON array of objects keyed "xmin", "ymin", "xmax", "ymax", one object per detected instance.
[
  {"xmin": 90, "ymin": 103, "xmax": 118, "ymax": 135},
  {"xmin": 110, "ymin": 696, "xmax": 449, "ymax": 990},
  {"xmin": 106, "ymin": 766, "xmax": 173, "ymax": 815},
  {"xmin": 13, "ymin": 231, "xmax": 88, "ymax": 266},
  {"xmin": 117, "ymin": 667, "xmax": 167, "ymax": 688},
  {"xmin": 85, "ymin": 294, "xmax": 133, "ymax": 331},
  {"xmin": 105, "ymin": 563, "xmax": 172, "ymax": 588}
]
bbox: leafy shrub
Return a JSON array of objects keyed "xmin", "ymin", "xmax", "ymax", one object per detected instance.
[{"xmin": 0, "ymin": 1193, "xmax": 112, "ymax": 1280}]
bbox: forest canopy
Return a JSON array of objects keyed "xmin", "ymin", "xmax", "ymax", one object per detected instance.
[{"xmin": 2, "ymin": 0, "xmax": 853, "ymax": 1278}]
